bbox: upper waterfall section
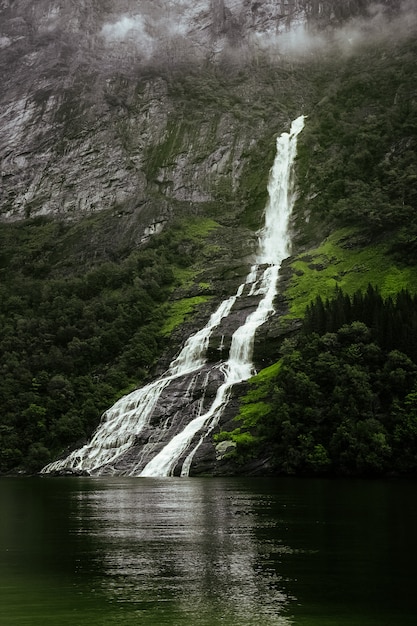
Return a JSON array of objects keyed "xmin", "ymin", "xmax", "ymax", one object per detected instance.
[{"xmin": 258, "ymin": 115, "xmax": 306, "ymax": 266}]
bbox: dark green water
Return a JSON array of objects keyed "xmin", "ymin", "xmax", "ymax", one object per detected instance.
[{"xmin": 0, "ymin": 477, "xmax": 416, "ymax": 626}]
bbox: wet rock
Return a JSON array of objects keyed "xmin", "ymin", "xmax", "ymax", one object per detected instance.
[
  {"xmin": 189, "ymin": 440, "xmax": 217, "ymax": 476},
  {"xmin": 49, "ymin": 468, "xmax": 90, "ymax": 477},
  {"xmin": 215, "ymin": 440, "xmax": 237, "ymax": 460}
]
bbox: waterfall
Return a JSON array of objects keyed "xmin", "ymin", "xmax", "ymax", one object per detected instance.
[
  {"xmin": 41, "ymin": 290, "xmax": 241, "ymax": 475},
  {"xmin": 42, "ymin": 115, "xmax": 305, "ymax": 477}
]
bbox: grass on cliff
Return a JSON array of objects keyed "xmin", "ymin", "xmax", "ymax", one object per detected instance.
[
  {"xmin": 285, "ymin": 228, "xmax": 417, "ymax": 319},
  {"xmin": 156, "ymin": 216, "xmax": 220, "ymax": 335},
  {"xmin": 160, "ymin": 295, "xmax": 212, "ymax": 336},
  {"xmin": 217, "ymin": 227, "xmax": 417, "ymax": 462},
  {"xmin": 214, "ymin": 361, "xmax": 282, "ymax": 449}
]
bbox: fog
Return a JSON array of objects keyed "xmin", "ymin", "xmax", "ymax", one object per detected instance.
[
  {"xmin": 1, "ymin": 0, "xmax": 416, "ymax": 74},
  {"xmin": 249, "ymin": 1, "xmax": 415, "ymax": 60},
  {"xmin": 101, "ymin": 15, "xmax": 156, "ymax": 59},
  {"xmin": 96, "ymin": 0, "xmax": 417, "ymax": 67}
]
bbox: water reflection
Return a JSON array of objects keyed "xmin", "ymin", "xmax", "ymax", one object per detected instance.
[
  {"xmin": 73, "ymin": 478, "xmax": 294, "ymax": 625},
  {"xmin": 2, "ymin": 477, "xmax": 417, "ymax": 625}
]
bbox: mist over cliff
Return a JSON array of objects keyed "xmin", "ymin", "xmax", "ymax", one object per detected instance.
[{"xmin": 1, "ymin": 0, "xmax": 415, "ymax": 223}]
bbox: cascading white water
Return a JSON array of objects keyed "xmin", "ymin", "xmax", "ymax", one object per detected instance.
[
  {"xmin": 41, "ymin": 290, "xmax": 241, "ymax": 474},
  {"xmin": 141, "ymin": 115, "xmax": 305, "ymax": 477},
  {"xmin": 42, "ymin": 115, "xmax": 305, "ymax": 477}
]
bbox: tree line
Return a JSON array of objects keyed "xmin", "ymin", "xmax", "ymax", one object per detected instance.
[
  {"xmin": 0, "ymin": 217, "xmax": 189, "ymax": 474},
  {"xmin": 231, "ymin": 285, "xmax": 417, "ymax": 476}
]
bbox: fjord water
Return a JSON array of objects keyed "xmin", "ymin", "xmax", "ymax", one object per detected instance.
[
  {"xmin": 1, "ymin": 477, "xmax": 416, "ymax": 626},
  {"xmin": 42, "ymin": 116, "xmax": 305, "ymax": 477}
]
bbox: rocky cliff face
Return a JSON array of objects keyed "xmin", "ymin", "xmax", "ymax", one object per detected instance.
[
  {"xmin": 0, "ymin": 0, "xmax": 298, "ymax": 225},
  {"xmin": 1, "ymin": 0, "xmax": 400, "ymax": 228}
]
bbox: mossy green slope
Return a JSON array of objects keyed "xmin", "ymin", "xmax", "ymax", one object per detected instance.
[{"xmin": 286, "ymin": 228, "xmax": 417, "ymax": 319}]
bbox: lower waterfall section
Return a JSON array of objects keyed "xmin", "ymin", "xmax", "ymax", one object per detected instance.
[
  {"xmin": 140, "ymin": 263, "xmax": 281, "ymax": 477},
  {"xmin": 42, "ymin": 115, "xmax": 305, "ymax": 477}
]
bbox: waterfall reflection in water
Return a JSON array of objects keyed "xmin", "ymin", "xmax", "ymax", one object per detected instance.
[
  {"xmin": 2, "ymin": 477, "xmax": 416, "ymax": 626},
  {"xmin": 73, "ymin": 478, "xmax": 294, "ymax": 625}
]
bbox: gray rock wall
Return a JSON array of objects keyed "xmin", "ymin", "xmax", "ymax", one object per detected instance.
[{"xmin": 0, "ymin": 0, "xmax": 309, "ymax": 224}]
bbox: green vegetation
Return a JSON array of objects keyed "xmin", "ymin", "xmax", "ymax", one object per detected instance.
[
  {"xmin": 0, "ymin": 214, "xmax": 223, "ymax": 473},
  {"xmin": 160, "ymin": 296, "xmax": 212, "ymax": 336},
  {"xmin": 226, "ymin": 286, "xmax": 417, "ymax": 476},
  {"xmin": 286, "ymin": 228, "xmax": 417, "ymax": 318},
  {"xmin": 294, "ymin": 35, "xmax": 417, "ymax": 262}
]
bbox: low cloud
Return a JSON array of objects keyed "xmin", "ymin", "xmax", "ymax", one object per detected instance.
[
  {"xmin": 99, "ymin": 6, "xmax": 197, "ymax": 64},
  {"xmin": 98, "ymin": 0, "xmax": 417, "ymax": 67},
  {"xmin": 251, "ymin": 0, "xmax": 417, "ymax": 59},
  {"xmin": 101, "ymin": 14, "xmax": 155, "ymax": 58},
  {"xmin": 332, "ymin": 0, "xmax": 417, "ymax": 53},
  {"xmin": 101, "ymin": 16, "xmax": 145, "ymax": 41}
]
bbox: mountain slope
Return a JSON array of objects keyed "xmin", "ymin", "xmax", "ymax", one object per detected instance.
[{"xmin": 0, "ymin": 0, "xmax": 416, "ymax": 474}]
